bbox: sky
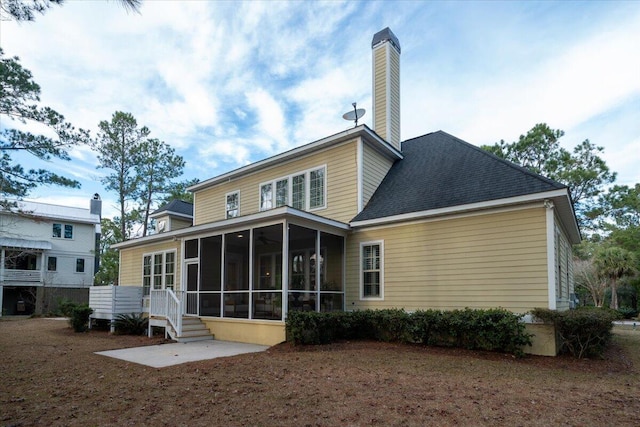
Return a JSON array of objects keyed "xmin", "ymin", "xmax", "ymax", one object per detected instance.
[{"xmin": 2, "ymin": 0, "xmax": 639, "ymax": 220}]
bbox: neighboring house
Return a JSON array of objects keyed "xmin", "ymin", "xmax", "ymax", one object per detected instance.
[
  {"xmin": 113, "ymin": 28, "xmax": 579, "ymax": 355},
  {"xmin": 0, "ymin": 196, "xmax": 101, "ymax": 315}
]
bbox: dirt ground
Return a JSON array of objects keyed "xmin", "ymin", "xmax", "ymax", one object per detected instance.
[{"xmin": 1, "ymin": 317, "xmax": 639, "ymax": 427}]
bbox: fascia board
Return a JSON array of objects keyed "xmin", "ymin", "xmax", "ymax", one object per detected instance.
[{"xmin": 350, "ymin": 189, "xmax": 572, "ymax": 228}]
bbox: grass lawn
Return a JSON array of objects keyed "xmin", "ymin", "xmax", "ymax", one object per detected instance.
[{"xmin": 1, "ymin": 317, "xmax": 639, "ymax": 426}]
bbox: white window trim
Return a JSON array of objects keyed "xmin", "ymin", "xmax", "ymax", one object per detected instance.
[
  {"xmin": 225, "ymin": 190, "xmax": 240, "ymax": 219},
  {"xmin": 75, "ymin": 258, "xmax": 85, "ymax": 273},
  {"xmin": 142, "ymin": 249, "xmax": 178, "ymax": 293},
  {"xmin": 258, "ymin": 164, "xmax": 327, "ymax": 213},
  {"xmin": 359, "ymin": 240, "xmax": 384, "ymax": 300}
]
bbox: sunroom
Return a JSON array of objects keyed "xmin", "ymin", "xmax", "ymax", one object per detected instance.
[{"xmin": 138, "ymin": 207, "xmax": 349, "ymax": 341}]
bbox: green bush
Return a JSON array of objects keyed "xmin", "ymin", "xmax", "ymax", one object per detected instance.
[
  {"xmin": 113, "ymin": 313, "xmax": 148, "ymax": 335},
  {"xmin": 409, "ymin": 308, "xmax": 532, "ymax": 356},
  {"xmin": 616, "ymin": 306, "xmax": 638, "ymax": 319},
  {"xmin": 58, "ymin": 299, "xmax": 78, "ymax": 317},
  {"xmin": 531, "ymin": 307, "xmax": 616, "ymax": 359},
  {"xmin": 286, "ymin": 308, "xmax": 531, "ymax": 356},
  {"xmin": 69, "ymin": 305, "xmax": 93, "ymax": 332}
]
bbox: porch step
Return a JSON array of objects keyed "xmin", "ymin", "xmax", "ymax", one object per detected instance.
[{"xmin": 167, "ymin": 317, "xmax": 214, "ymax": 343}]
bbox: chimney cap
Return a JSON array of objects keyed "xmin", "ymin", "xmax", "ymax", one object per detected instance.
[{"xmin": 372, "ymin": 27, "xmax": 401, "ymax": 53}]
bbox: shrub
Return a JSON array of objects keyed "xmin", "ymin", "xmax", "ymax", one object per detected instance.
[
  {"xmin": 531, "ymin": 307, "xmax": 616, "ymax": 358},
  {"xmin": 113, "ymin": 313, "xmax": 148, "ymax": 335},
  {"xmin": 58, "ymin": 299, "xmax": 78, "ymax": 317},
  {"xmin": 616, "ymin": 306, "xmax": 638, "ymax": 319},
  {"xmin": 69, "ymin": 305, "xmax": 93, "ymax": 332},
  {"xmin": 286, "ymin": 308, "xmax": 531, "ymax": 356}
]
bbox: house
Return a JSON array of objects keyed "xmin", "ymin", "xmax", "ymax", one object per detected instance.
[
  {"xmin": 0, "ymin": 196, "xmax": 102, "ymax": 315},
  {"xmin": 112, "ymin": 28, "xmax": 579, "ymax": 355}
]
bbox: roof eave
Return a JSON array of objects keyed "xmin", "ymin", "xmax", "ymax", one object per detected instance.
[
  {"xmin": 351, "ymin": 188, "xmax": 581, "ymax": 242},
  {"xmin": 112, "ymin": 206, "xmax": 350, "ymax": 250}
]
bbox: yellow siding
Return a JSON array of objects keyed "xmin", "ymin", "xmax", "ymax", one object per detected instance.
[
  {"xmin": 362, "ymin": 143, "xmax": 394, "ymax": 207},
  {"xmin": 389, "ymin": 48, "xmax": 401, "ymax": 148},
  {"xmin": 119, "ymin": 240, "xmax": 182, "ymax": 290},
  {"xmin": 171, "ymin": 218, "xmax": 192, "ymax": 231},
  {"xmin": 346, "ymin": 207, "xmax": 549, "ymax": 313},
  {"xmin": 373, "ymin": 46, "xmax": 387, "ymax": 140},
  {"xmin": 202, "ymin": 318, "xmax": 285, "ymax": 346},
  {"xmin": 193, "ymin": 141, "xmax": 359, "ymax": 225}
]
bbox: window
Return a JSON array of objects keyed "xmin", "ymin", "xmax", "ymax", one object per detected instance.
[
  {"xmin": 292, "ymin": 174, "xmax": 305, "ymax": 210},
  {"xmin": 165, "ymin": 252, "xmax": 175, "ymax": 290},
  {"xmin": 47, "ymin": 257, "xmax": 57, "ymax": 271},
  {"xmin": 259, "ymin": 166, "xmax": 325, "ymax": 212},
  {"xmin": 226, "ymin": 191, "xmax": 239, "ymax": 218},
  {"xmin": 260, "ymin": 183, "xmax": 273, "ymax": 210},
  {"xmin": 142, "ymin": 251, "xmax": 176, "ymax": 296},
  {"xmin": 52, "ymin": 223, "xmax": 73, "ymax": 239},
  {"xmin": 309, "ymin": 168, "xmax": 325, "ymax": 209},
  {"xmin": 76, "ymin": 258, "xmax": 85, "ymax": 273},
  {"xmin": 361, "ymin": 242, "xmax": 383, "ymax": 299},
  {"xmin": 143, "ymin": 255, "xmax": 152, "ymax": 296},
  {"xmin": 275, "ymin": 179, "xmax": 288, "ymax": 207}
]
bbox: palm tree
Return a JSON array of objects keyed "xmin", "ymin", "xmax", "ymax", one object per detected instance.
[{"xmin": 594, "ymin": 247, "xmax": 637, "ymax": 310}]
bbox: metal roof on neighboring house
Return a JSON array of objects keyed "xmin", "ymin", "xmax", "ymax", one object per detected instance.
[
  {"xmin": 1, "ymin": 200, "xmax": 100, "ymax": 224},
  {"xmin": 353, "ymin": 131, "xmax": 568, "ymax": 222},
  {"xmin": 0, "ymin": 237, "xmax": 52, "ymax": 250}
]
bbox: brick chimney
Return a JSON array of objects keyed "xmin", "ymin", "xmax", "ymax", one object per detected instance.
[{"xmin": 372, "ymin": 27, "xmax": 401, "ymax": 150}]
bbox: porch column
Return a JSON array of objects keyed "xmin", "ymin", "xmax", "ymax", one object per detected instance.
[
  {"xmin": 315, "ymin": 230, "xmax": 321, "ymax": 311},
  {"xmin": 282, "ymin": 220, "xmax": 289, "ymax": 318},
  {"xmin": 0, "ymin": 248, "xmax": 5, "ymax": 283},
  {"xmin": 40, "ymin": 250, "xmax": 46, "ymax": 284}
]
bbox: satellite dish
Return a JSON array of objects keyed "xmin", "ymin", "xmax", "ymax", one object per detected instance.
[{"xmin": 342, "ymin": 102, "xmax": 366, "ymax": 127}]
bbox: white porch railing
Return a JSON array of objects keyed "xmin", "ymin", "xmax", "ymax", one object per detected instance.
[
  {"xmin": 150, "ymin": 289, "xmax": 185, "ymax": 337},
  {"xmin": 3, "ymin": 269, "xmax": 43, "ymax": 283}
]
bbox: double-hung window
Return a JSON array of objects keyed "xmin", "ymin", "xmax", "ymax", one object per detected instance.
[
  {"xmin": 309, "ymin": 168, "xmax": 325, "ymax": 209},
  {"xmin": 226, "ymin": 191, "xmax": 240, "ymax": 219},
  {"xmin": 361, "ymin": 241, "xmax": 383, "ymax": 299},
  {"xmin": 259, "ymin": 166, "xmax": 326, "ymax": 212},
  {"xmin": 291, "ymin": 174, "xmax": 305, "ymax": 210}
]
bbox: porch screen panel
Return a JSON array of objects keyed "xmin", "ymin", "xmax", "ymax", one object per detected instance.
[
  {"xmin": 320, "ymin": 232, "xmax": 344, "ymax": 312},
  {"xmin": 224, "ymin": 230, "xmax": 249, "ymax": 318},
  {"xmin": 186, "ymin": 263, "xmax": 198, "ymax": 314},
  {"xmin": 253, "ymin": 224, "xmax": 284, "ymax": 320},
  {"xmin": 200, "ymin": 293, "xmax": 220, "ymax": 317},
  {"xmin": 200, "ymin": 236, "xmax": 222, "ymax": 291},
  {"xmin": 287, "ymin": 225, "xmax": 317, "ymax": 312}
]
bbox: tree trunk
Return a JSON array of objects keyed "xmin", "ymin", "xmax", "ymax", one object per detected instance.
[{"xmin": 610, "ymin": 279, "xmax": 619, "ymax": 310}]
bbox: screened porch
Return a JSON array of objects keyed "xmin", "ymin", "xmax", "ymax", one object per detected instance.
[{"xmin": 181, "ymin": 217, "xmax": 347, "ymax": 322}]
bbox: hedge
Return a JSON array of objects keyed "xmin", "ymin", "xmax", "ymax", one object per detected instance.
[
  {"xmin": 286, "ymin": 308, "xmax": 532, "ymax": 357},
  {"xmin": 531, "ymin": 307, "xmax": 616, "ymax": 359}
]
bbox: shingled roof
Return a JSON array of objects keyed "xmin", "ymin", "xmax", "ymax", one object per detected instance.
[
  {"xmin": 151, "ymin": 200, "xmax": 193, "ymax": 218},
  {"xmin": 352, "ymin": 131, "xmax": 567, "ymax": 222}
]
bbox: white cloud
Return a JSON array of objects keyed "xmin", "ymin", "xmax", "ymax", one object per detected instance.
[{"xmin": 2, "ymin": 0, "xmax": 639, "ymax": 220}]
